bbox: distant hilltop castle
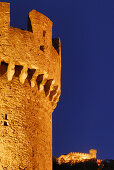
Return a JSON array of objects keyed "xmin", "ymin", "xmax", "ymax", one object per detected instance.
[{"xmin": 58, "ymin": 149, "xmax": 97, "ymax": 164}]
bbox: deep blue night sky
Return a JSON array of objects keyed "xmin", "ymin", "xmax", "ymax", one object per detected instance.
[{"xmin": 1, "ymin": 0, "xmax": 114, "ymax": 160}]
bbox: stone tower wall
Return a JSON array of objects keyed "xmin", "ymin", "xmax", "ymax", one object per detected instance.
[
  {"xmin": 89, "ymin": 149, "xmax": 97, "ymax": 159},
  {"xmin": 0, "ymin": 2, "xmax": 61, "ymax": 170}
]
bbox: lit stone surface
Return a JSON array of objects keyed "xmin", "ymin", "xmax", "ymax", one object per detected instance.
[
  {"xmin": 0, "ymin": 2, "xmax": 61, "ymax": 170},
  {"xmin": 58, "ymin": 149, "xmax": 97, "ymax": 164}
]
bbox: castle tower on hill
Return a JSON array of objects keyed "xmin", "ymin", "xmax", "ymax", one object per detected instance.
[
  {"xmin": 58, "ymin": 149, "xmax": 97, "ymax": 165},
  {"xmin": 0, "ymin": 2, "xmax": 61, "ymax": 170}
]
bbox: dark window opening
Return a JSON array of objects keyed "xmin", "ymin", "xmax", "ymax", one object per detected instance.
[
  {"xmin": 4, "ymin": 121, "xmax": 8, "ymax": 126},
  {"xmin": 36, "ymin": 74, "xmax": 43, "ymax": 90},
  {"xmin": 40, "ymin": 46, "xmax": 45, "ymax": 52},
  {"xmin": 0, "ymin": 62, "xmax": 8, "ymax": 76},
  {"xmin": 43, "ymin": 31, "xmax": 46, "ymax": 37},
  {"xmin": 1, "ymin": 62, "xmax": 8, "ymax": 67},
  {"xmin": 5, "ymin": 114, "xmax": 7, "ymax": 120},
  {"xmin": 44, "ymin": 79, "xmax": 53, "ymax": 96},
  {"xmin": 15, "ymin": 65, "xmax": 23, "ymax": 77},
  {"xmin": 49, "ymin": 85, "xmax": 58, "ymax": 101}
]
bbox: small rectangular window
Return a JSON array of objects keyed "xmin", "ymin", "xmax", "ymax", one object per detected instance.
[
  {"xmin": 5, "ymin": 114, "xmax": 7, "ymax": 120},
  {"xmin": 4, "ymin": 121, "xmax": 8, "ymax": 126},
  {"xmin": 40, "ymin": 46, "xmax": 45, "ymax": 52},
  {"xmin": 43, "ymin": 31, "xmax": 46, "ymax": 37}
]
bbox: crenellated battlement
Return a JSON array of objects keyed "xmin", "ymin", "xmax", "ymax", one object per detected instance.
[{"xmin": 0, "ymin": 2, "xmax": 61, "ymax": 104}]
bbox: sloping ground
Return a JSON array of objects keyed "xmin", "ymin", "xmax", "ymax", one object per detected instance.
[{"xmin": 53, "ymin": 157, "xmax": 114, "ymax": 170}]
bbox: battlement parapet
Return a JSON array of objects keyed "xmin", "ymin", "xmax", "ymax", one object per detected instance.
[{"xmin": 0, "ymin": 2, "xmax": 61, "ymax": 104}]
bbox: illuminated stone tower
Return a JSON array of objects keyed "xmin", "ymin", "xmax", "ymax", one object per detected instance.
[{"xmin": 0, "ymin": 2, "xmax": 61, "ymax": 170}]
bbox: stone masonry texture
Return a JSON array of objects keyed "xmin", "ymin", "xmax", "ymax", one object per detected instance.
[{"xmin": 0, "ymin": 2, "xmax": 61, "ymax": 170}]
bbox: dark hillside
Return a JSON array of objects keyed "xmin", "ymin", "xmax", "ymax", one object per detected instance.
[{"xmin": 53, "ymin": 157, "xmax": 114, "ymax": 170}]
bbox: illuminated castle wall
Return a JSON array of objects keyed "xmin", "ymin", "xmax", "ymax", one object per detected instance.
[
  {"xmin": 58, "ymin": 149, "xmax": 97, "ymax": 164},
  {"xmin": 0, "ymin": 2, "xmax": 61, "ymax": 170}
]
